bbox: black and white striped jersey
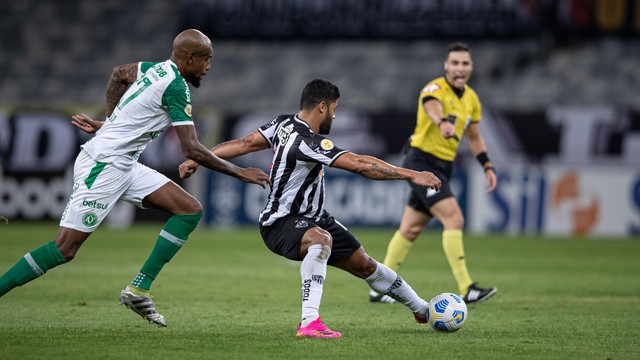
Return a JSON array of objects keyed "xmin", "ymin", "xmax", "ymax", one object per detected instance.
[{"xmin": 257, "ymin": 114, "xmax": 347, "ymax": 226}]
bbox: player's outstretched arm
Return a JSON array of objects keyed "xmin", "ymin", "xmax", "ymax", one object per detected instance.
[
  {"xmin": 332, "ymin": 152, "xmax": 441, "ymax": 190},
  {"xmin": 425, "ymin": 98, "xmax": 456, "ymax": 140},
  {"xmin": 211, "ymin": 131, "xmax": 270, "ymax": 159},
  {"xmin": 175, "ymin": 125, "xmax": 271, "ymax": 188},
  {"xmin": 179, "ymin": 131, "xmax": 269, "ymax": 179}
]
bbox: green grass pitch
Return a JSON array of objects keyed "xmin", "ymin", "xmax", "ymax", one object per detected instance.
[{"xmin": 0, "ymin": 222, "xmax": 638, "ymax": 359}]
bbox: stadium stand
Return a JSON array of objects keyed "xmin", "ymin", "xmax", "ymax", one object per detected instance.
[{"xmin": 1, "ymin": 1, "xmax": 639, "ymax": 114}]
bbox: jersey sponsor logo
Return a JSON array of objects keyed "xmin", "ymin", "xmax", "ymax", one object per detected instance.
[
  {"xmin": 82, "ymin": 198, "xmax": 109, "ymax": 210},
  {"xmin": 82, "ymin": 211, "xmax": 98, "ymax": 227},
  {"xmin": 183, "ymin": 79, "xmax": 191, "ymax": 103},
  {"xmin": 320, "ymin": 139, "xmax": 334, "ymax": 150},
  {"xmin": 184, "ymin": 104, "xmax": 193, "ymax": 117},
  {"xmin": 422, "ymin": 83, "xmax": 440, "ymax": 93},
  {"xmin": 278, "ymin": 123, "xmax": 294, "ymax": 145}
]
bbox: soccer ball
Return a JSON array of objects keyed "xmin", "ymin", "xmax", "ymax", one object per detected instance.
[{"xmin": 426, "ymin": 293, "xmax": 467, "ymax": 332}]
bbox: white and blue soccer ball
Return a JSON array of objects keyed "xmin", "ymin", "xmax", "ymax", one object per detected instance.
[{"xmin": 426, "ymin": 293, "xmax": 467, "ymax": 332}]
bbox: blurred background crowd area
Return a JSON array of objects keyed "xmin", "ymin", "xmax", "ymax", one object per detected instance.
[
  {"xmin": 1, "ymin": 0, "xmax": 639, "ymax": 112},
  {"xmin": 1, "ymin": 0, "xmax": 639, "ymax": 236}
]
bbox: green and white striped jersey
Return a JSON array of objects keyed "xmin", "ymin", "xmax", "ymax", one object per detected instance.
[{"xmin": 82, "ymin": 60, "xmax": 194, "ymax": 170}]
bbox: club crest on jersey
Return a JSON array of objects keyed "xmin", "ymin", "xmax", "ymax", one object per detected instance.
[
  {"xmin": 422, "ymin": 83, "xmax": 440, "ymax": 93},
  {"xmin": 320, "ymin": 139, "xmax": 334, "ymax": 150},
  {"xmin": 184, "ymin": 104, "xmax": 192, "ymax": 117},
  {"xmin": 82, "ymin": 212, "xmax": 98, "ymax": 227},
  {"xmin": 294, "ymin": 220, "xmax": 309, "ymax": 229}
]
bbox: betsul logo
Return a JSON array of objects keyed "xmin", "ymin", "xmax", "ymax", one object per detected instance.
[{"xmin": 550, "ymin": 172, "xmax": 600, "ymax": 236}]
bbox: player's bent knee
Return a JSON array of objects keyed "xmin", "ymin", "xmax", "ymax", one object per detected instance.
[
  {"xmin": 338, "ymin": 251, "xmax": 375, "ymax": 279},
  {"xmin": 185, "ymin": 199, "xmax": 203, "ymax": 214},
  {"xmin": 363, "ymin": 257, "xmax": 378, "ymax": 277},
  {"xmin": 402, "ymin": 226, "xmax": 422, "ymax": 240},
  {"xmin": 446, "ymin": 214, "xmax": 464, "ymax": 229},
  {"xmin": 437, "ymin": 210, "xmax": 464, "ymax": 229},
  {"xmin": 305, "ymin": 228, "xmax": 333, "ymax": 248}
]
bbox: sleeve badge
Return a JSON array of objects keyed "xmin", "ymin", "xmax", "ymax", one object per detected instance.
[
  {"xmin": 320, "ymin": 139, "xmax": 334, "ymax": 150},
  {"xmin": 421, "ymin": 84, "xmax": 440, "ymax": 93}
]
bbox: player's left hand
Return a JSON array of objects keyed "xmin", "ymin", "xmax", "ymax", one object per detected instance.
[
  {"xmin": 238, "ymin": 168, "xmax": 272, "ymax": 189},
  {"xmin": 485, "ymin": 168, "xmax": 497, "ymax": 193},
  {"xmin": 71, "ymin": 114, "xmax": 103, "ymax": 133}
]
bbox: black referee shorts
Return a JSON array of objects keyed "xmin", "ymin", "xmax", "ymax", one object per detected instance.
[
  {"xmin": 404, "ymin": 147, "xmax": 455, "ymax": 215},
  {"xmin": 259, "ymin": 211, "xmax": 361, "ymax": 266}
]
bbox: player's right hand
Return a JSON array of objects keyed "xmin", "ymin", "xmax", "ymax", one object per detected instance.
[
  {"xmin": 179, "ymin": 160, "xmax": 199, "ymax": 179},
  {"xmin": 238, "ymin": 168, "xmax": 271, "ymax": 189},
  {"xmin": 71, "ymin": 114, "xmax": 103, "ymax": 134},
  {"xmin": 411, "ymin": 171, "xmax": 441, "ymax": 191}
]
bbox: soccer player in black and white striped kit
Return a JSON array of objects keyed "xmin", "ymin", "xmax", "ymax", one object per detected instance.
[{"xmin": 180, "ymin": 79, "xmax": 442, "ymax": 338}]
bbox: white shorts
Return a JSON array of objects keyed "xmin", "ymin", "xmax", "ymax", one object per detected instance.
[{"xmin": 59, "ymin": 150, "xmax": 171, "ymax": 232}]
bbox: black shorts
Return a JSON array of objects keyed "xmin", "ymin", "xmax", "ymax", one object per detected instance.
[
  {"xmin": 259, "ymin": 211, "xmax": 361, "ymax": 266},
  {"xmin": 404, "ymin": 147, "xmax": 455, "ymax": 215}
]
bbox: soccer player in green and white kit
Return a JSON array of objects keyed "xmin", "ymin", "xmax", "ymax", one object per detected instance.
[{"xmin": 0, "ymin": 29, "xmax": 270, "ymax": 327}]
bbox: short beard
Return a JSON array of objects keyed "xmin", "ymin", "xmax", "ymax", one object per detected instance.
[
  {"xmin": 185, "ymin": 73, "xmax": 201, "ymax": 88},
  {"xmin": 319, "ymin": 115, "xmax": 332, "ymax": 135}
]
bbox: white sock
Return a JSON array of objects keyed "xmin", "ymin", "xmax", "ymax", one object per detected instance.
[
  {"xmin": 300, "ymin": 244, "xmax": 330, "ymax": 327},
  {"xmin": 365, "ymin": 262, "xmax": 427, "ymax": 314}
]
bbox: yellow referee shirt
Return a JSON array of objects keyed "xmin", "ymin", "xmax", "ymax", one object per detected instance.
[{"xmin": 409, "ymin": 77, "xmax": 482, "ymax": 161}]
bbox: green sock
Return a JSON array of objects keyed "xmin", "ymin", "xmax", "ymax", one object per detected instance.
[
  {"xmin": 131, "ymin": 213, "xmax": 202, "ymax": 291},
  {"xmin": 0, "ymin": 241, "xmax": 66, "ymax": 297}
]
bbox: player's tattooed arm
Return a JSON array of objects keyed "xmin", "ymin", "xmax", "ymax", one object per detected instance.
[
  {"xmin": 105, "ymin": 63, "xmax": 139, "ymax": 117},
  {"xmin": 333, "ymin": 153, "xmax": 441, "ymax": 190},
  {"xmin": 333, "ymin": 153, "xmax": 404, "ymax": 180},
  {"xmin": 355, "ymin": 158, "xmax": 403, "ymax": 179}
]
